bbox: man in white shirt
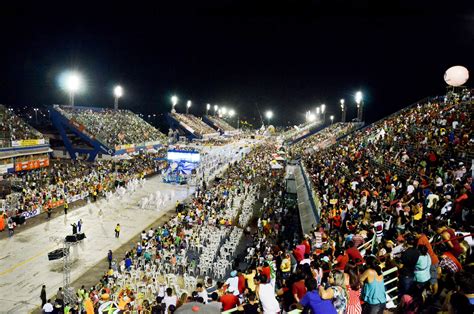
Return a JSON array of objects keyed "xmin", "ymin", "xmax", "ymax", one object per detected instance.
[
  {"xmin": 196, "ymin": 283, "xmax": 208, "ymax": 304},
  {"xmin": 163, "ymin": 287, "xmax": 177, "ymax": 314},
  {"xmin": 42, "ymin": 299, "xmax": 54, "ymax": 313},
  {"xmin": 225, "ymin": 270, "xmax": 240, "ymax": 296}
]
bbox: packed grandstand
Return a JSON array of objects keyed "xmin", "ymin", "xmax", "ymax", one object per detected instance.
[
  {"xmin": 0, "ymin": 104, "xmax": 45, "ymax": 146},
  {"xmin": 55, "ymin": 106, "xmax": 167, "ymax": 147},
  {"xmin": 170, "ymin": 113, "xmax": 220, "ymax": 138},
  {"xmin": 0, "ymin": 92, "xmax": 473, "ymax": 314}
]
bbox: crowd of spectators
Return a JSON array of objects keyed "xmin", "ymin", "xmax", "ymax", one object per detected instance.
[
  {"xmin": 56, "ymin": 106, "xmax": 166, "ymax": 147},
  {"xmin": 171, "ymin": 113, "xmax": 219, "ymax": 137},
  {"xmin": 52, "ymin": 142, "xmax": 283, "ymax": 313},
  {"xmin": 0, "ymin": 105, "xmax": 44, "ymax": 145},
  {"xmin": 205, "ymin": 116, "xmax": 237, "ymax": 133},
  {"xmin": 289, "ymin": 98, "xmax": 473, "ymax": 313},
  {"xmin": 290, "ymin": 122, "xmax": 360, "ymax": 155},
  {"xmin": 1, "ymin": 151, "xmax": 168, "ymax": 228},
  {"xmin": 34, "ymin": 96, "xmax": 473, "ymax": 314}
]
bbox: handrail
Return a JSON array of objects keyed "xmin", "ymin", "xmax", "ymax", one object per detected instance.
[{"xmin": 299, "ymin": 162, "xmax": 320, "ymax": 224}]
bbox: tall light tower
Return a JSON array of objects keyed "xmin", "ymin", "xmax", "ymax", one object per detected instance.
[
  {"xmin": 214, "ymin": 105, "xmax": 218, "ymax": 116},
  {"xmin": 340, "ymin": 99, "xmax": 346, "ymax": 122},
  {"xmin": 62, "ymin": 72, "xmax": 83, "ymax": 107},
  {"xmin": 186, "ymin": 100, "xmax": 192, "ymax": 114},
  {"xmin": 316, "ymin": 107, "xmax": 320, "ymax": 121},
  {"xmin": 265, "ymin": 110, "xmax": 273, "ymax": 126},
  {"xmin": 330, "ymin": 115, "xmax": 334, "ymax": 125},
  {"xmin": 114, "ymin": 85, "xmax": 123, "ymax": 110},
  {"xmin": 355, "ymin": 91, "xmax": 363, "ymax": 121},
  {"xmin": 33, "ymin": 108, "xmax": 39, "ymax": 124},
  {"xmin": 171, "ymin": 95, "xmax": 178, "ymax": 113},
  {"xmin": 206, "ymin": 104, "xmax": 211, "ymax": 115},
  {"xmin": 321, "ymin": 104, "xmax": 326, "ymax": 123}
]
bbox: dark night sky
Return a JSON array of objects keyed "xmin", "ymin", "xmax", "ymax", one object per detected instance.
[{"xmin": 0, "ymin": 1, "xmax": 472, "ymax": 127}]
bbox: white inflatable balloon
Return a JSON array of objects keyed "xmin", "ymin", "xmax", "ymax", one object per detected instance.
[{"xmin": 444, "ymin": 66, "xmax": 469, "ymax": 86}]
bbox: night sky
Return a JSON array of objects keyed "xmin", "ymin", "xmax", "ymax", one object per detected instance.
[{"xmin": 0, "ymin": 1, "xmax": 472, "ymax": 127}]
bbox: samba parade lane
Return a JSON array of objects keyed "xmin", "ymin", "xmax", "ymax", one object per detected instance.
[{"xmin": 0, "ymin": 139, "xmax": 254, "ymax": 313}]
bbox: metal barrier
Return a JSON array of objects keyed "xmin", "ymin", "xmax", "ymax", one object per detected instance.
[{"xmin": 383, "ymin": 266, "xmax": 399, "ymax": 308}]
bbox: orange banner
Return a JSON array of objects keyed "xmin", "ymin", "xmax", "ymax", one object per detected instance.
[
  {"xmin": 15, "ymin": 158, "xmax": 50, "ymax": 172},
  {"xmin": 45, "ymin": 199, "xmax": 65, "ymax": 210}
]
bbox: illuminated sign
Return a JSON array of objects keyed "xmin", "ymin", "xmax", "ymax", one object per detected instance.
[{"xmin": 167, "ymin": 150, "xmax": 200, "ymax": 163}]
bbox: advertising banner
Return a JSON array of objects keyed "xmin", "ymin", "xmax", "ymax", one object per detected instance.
[
  {"xmin": 11, "ymin": 139, "xmax": 45, "ymax": 147},
  {"xmin": 115, "ymin": 143, "xmax": 135, "ymax": 151},
  {"xmin": 20, "ymin": 207, "xmax": 42, "ymax": 219},
  {"xmin": 15, "ymin": 158, "xmax": 50, "ymax": 172},
  {"xmin": 0, "ymin": 163, "xmax": 14, "ymax": 174},
  {"xmin": 66, "ymin": 192, "xmax": 89, "ymax": 204},
  {"xmin": 44, "ymin": 199, "xmax": 64, "ymax": 210}
]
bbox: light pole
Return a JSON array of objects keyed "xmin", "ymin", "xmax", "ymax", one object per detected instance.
[
  {"xmin": 33, "ymin": 108, "xmax": 38, "ymax": 124},
  {"xmin": 206, "ymin": 104, "xmax": 211, "ymax": 115},
  {"xmin": 321, "ymin": 104, "xmax": 326, "ymax": 124},
  {"xmin": 265, "ymin": 110, "xmax": 273, "ymax": 126},
  {"xmin": 186, "ymin": 100, "xmax": 192, "ymax": 114},
  {"xmin": 316, "ymin": 107, "xmax": 320, "ymax": 121},
  {"xmin": 214, "ymin": 105, "xmax": 218, "ymax": 116},
  {"xmin": 171, "ymin": 95, "xmax": 178, "ymax": 113},
  {"xmin": 114, "ymin": 85, "xmax": 123, "ymax": 110},
  {"xmin": 330, "ymin": 115, "xmax": 334, "ymax": 125},
  {"xmin": 221, "ymin": 107, "xmax": 227, "ymax": 116},
  {"xmin": 340, "ymin": 99, "xmax": 345, "ymax": 122},
  {"xmin": 355, "ymin": 91, "xmax": 363, "ymax": 121},
  {"xmin": 63, "ymin": 72, "xmax": 82, "ymax": 107}
]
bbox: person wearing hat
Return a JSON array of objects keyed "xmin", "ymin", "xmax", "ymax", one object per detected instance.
[{"xmin": 225, "ymin": 270, "xmax": 240, "ymax": 296}]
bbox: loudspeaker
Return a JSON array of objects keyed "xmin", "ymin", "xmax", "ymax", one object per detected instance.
[
  {"xmin": 76, "ymin": 233, "xmax": 86, "ymax": 241},
  {"xmin": 48, "ymin": 249, "xmax": 64, "ymax": 261},
  {"xmin": 65, "ymin": 235, "xmax": 77, "ymax": 243}
]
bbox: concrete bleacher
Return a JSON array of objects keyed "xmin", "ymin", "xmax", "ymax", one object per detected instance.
[
  {"xmin": 167, "ymin": 112, "xmax": 220, "ymax": 140},
  {"xmin": 51, "ymin": 105, "xmax": 165, "ymax": 160},
  {"xmin": 202, "ymin": 115, "xmax": 239, "ymax": 135},
  {"xmin": 0, "ymin": 105, "xmax": 51, "ymax": 174}
]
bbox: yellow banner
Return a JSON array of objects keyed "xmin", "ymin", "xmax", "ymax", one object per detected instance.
[{"xmin": 11, "ymin": 139, "xmax": 45, "ymax": 147}]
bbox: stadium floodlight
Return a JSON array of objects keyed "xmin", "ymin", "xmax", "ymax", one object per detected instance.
[
  {"xmin": 330, "ymin": 115, "xmax": 334, "ymax": 124},
  {"xmin": 171, "ymin": 95, "xmax": 178, "ymax": 112},
  {"xmin": 214, "ymin": 105, "xmax": 218, "ymax": 116},
  {"xmin": 206, "ymin": 103, "xmax": 211, "ymax": 115},
  {"xmin": 308, "ymin": 113, "xmax": 316, "ymax": 122},
  {"xmin": 186, "ymin": 100, "xmax": 192, "ymax": 114},
  {"xmin": 229, "ymin": 109, "xmax": 235, "ymax": 117},
  {"xmin": 221, "ymin": 107, "xmax": 228, "ymax": 115},
  {"xmin": 33, "ymin": 108, "xmax": 39, "ymax": 124},
  {"xmin": 340, "ymin": 99, "xmax": 346, "ymax": 122},
  {"xmin": 316, "ymin": 107, "xmax": 320, "ymax": 115},
  {"xmin": 114, "ymin": 85, "xmax": 123, "ymax": 110},
  {"xmin": 265, "ymin": 110, "xmax": 273, "ymax": 126},
  {"xmin": 355, "ymin": 91, "xmax": 363, "ymax": 121},
  {"xmin": 355, "ymin": 91, "xmax": 363, "ymax": 104},
  {"xmin": 61, "ymin": 71, "xmax": 83, "ymax": 107},
  {"xmin": 321, "ymin": 104, "xmax": 326, "ymax": 123}
]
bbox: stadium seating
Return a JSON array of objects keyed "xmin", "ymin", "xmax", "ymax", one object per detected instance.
[
  {"xmin": 0, "ymin": 105, "xmax": 45, "ymax": 147},
  {"xmin": 203, "ymin": 115, "xmax": 238, "ymax": 134},
  {"xmin": 170, "ymin": 113, "xmax": 219, "ymax": 138},
  {"xmin": 55, "ymin": 106, "xmax": 166, "ymax": 147}
]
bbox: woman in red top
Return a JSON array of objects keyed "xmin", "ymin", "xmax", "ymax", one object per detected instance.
[
  {"xmin": 345, "ymin": 268, "xmax": 362, "ymax": 314},
  {"xmin": 437, "ymin": 225, "xmax": 464, "ymax": 258}
]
